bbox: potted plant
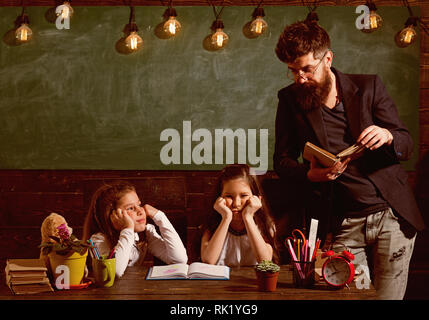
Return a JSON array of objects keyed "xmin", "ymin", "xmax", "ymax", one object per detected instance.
[
  {"xmin": 254, "ymin": 260, "xmax": 280, "ymax": 292},
  {"xmin": 39, "ymin": 223, "xmax": 91, "ymax": 287}
]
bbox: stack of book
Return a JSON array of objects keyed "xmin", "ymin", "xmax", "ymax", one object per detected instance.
[{"xmin": 5, "ymin": 258, "xmax": 54, "ymax": 295}]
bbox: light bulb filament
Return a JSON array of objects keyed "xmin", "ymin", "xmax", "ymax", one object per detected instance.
[
  {"xmin": 164, "ymin": 16, "xmax": 181, "ymax": 36},
  {"xmin": 20, "ymin": 27, "xmax": 28, "ymax": 41},
  {"xmin": 404, "ymin": 30, "xmax": 413, "ymax": 44},
  {"xmin": 16, "ymin": 23, "xmax": 32, "ymax": 42},
  {"xmin": 216, "ymin": 34, "xmax": 224, "ymax": 47},
  {"xmin": 168, "ymin": 22, "xmax": 176, "ymax": 35},
  {"xmin": 255, "ymin": 20, "xmax": 263, "ymax": 34},
  {"xmin": 370, "ymin": 15, "xmax": 378, "ymax": 29},
  {"xmin": 210, "ymin": 27, "xmax": 228, "ymax": 49},
  {"xmin": 249, "ymin": 16, "xmax": 267, "ymax": 36},
  {"xmin": 130, "ymin": 36, "xmax": 138, "ymax": 50}
]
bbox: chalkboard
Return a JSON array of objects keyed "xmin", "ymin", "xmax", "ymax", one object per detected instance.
[{"xmin": 0, "ymin": 6, "xmax": 420, "ymax": 171}]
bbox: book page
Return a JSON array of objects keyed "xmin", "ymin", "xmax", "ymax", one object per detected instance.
[
  {"xmin": 148, "ymin": 263, "xmax": 189, "ymax": 279},
  {"xmin": 303, "ymin": 142, "xmax": 338, "ymax": 168},
  {"xmin": 6, "ymin": 259, "xmax": 47, "ymax": 272},
  {"xmin": 188, "ymin": 262, "xmax": 230, "ymax": 279},
  {"xmin": 7, "ymin": 271, "xmax": 47, "ymax": 277},
  {"xmin": 7, "ymin": 275, "xmax": 50, "ymax": 285},
  {"xmin": 336, "ymin": 144, "xmax": 365, "ymax": 158},
  {"xmin": 11, "ymin": 283, "xmax": 53, "ymax": 295}
]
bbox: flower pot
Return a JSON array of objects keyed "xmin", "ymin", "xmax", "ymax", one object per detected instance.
[
  {"xmin": 255, "ymin": 270, "xmax": 279, "ymax": 292},
  {"xmin": 48, "ymin": 250, "xmax": 88, "ymax": 288}
]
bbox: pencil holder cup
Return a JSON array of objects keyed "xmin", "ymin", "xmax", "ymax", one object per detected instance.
[
  {"xmin": 92, "ymin": 256, "xmax": 116, "ymax": 288},
  {"xmin": 292, "ymin": 260, "xmax": 315, "ymax": 288}
]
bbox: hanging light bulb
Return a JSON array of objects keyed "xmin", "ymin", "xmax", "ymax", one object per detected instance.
[
  {"xmin": 15, "ymin": 10, "xmax": 32, "ymax": 43},
  {"xmin": 58, "ymin": 1, "xmax": 74, "ymax": 20},
  {"xmin": 125, "ymin": 30, "xmax": 143, "ymax": 51},
  {"xmin": 124, "ymin": 7, "xmax": 143, "ymax": 52},
  {"xmin": 213, "ymin": 30, "xmax": 227, "ymax": 47},
  {"xmin": 395, "ymin": 17, "xmax": 418, "ymax": 48},
  {"xmin": 368, "ymin": 11, "xmax": 382, "ymax": 29},
  {"xmin": 16, "ymin": 23, "xmax": 32, "ymax": 42},
  {"xmin": 164, "ymin": 16, "xmax": 180, "ymax": 35},
  {"xmin": 210, "ymin": 19, "xmax": 228, "ymax": 49},
  {"xmin": 249, "ymin": 7, "xmax": 267, "ymax": 36},
  {"xmin": 400, "ymin": 26, "xmax": 417, "ymax": 44},
  {"xmin": 362, "ymin": 1, "xmax": 382, "ymax": 33},
  {"xmin": 163, "ymin": 7, "xmax": 181, "ymax": 36}
]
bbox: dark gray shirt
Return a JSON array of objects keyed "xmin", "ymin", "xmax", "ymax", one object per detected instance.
[{"xmin": 320, "ymin": 101, "xmax": 388, "ymax": 216}]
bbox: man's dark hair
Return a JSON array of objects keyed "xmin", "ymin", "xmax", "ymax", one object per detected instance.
[{"xmin": 275, "ymin": 20, "xmax": 331, "ymax": 63}]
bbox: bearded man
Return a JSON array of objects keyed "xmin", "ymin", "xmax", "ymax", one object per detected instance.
[{"xmin": 273, "ymin": 20, "xmax": 425, "ymax": 300}]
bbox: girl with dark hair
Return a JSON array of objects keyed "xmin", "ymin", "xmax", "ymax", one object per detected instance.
[
  {"xmin": 83, "ymin": 181, "xmax": 187, "ymax": 277},
  {"xmin": 201, "ymin": 164, "xmax": 279, "ymax": 266}
]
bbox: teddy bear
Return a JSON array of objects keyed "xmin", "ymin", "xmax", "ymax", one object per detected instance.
[
  {"xmin": 40, "ymin": 212, "xmax": 89, "ymax": 281},
  {"xmin": 39, "ymin": 212, "xmax": 73, "ymax": 266}
]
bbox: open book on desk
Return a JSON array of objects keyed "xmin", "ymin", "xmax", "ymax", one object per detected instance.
[
  {"xmin": 146, "ymin": 262, "xmax": 230, "ymax": 280},
  {"xmin": 303, "ymin": 142, "xmax": 365, "ymax": 167}
]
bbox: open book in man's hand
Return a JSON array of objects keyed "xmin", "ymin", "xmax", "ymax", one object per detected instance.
[
  {"xmin": 146, "ymin": 262, "xmax": 230, "ymax": 280},
  {"xmin": 303, "ymin": 142, "xmax": 365, "ymax": 167}
]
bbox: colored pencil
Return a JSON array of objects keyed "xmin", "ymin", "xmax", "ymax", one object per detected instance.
[
  {"xmin": 297, "ymin": 239, "xmax": 300, "ymax": 261},
  {"xmin": 108, "ymin": 248, "xmax": 115, "ymax": 259},
  {"xmin": 304, "ymin": 241, "xmax": 308, "ymax": 262},
  {"xmin": 311, "ymin": 239, "xmax": 321, "ymax": 262},
  {"xmin": 88, "ymin": 239, "xmax": 100, "ymax": 259},
  {"xmin": 286, "ymin": 239, "xmax": 305, "ymax": 279}
]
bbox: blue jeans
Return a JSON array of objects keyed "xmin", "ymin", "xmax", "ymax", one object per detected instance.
[{"xmin": 333, "ymin": 207, "xmax": 416, "ymax": 300}]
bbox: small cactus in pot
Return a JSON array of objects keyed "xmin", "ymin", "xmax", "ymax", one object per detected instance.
[
  {"xmin": 254, "ymin": 260, "xmax": 280, "ymax": 273},
  {"xmin": 254, "ymin": 260, "xmax": 280, "ymax": 292}
]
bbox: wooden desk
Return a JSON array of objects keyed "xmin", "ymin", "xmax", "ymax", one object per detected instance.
[{"xmin": 0, "ymin": 264, "xmax": 376, "ymax": 300}]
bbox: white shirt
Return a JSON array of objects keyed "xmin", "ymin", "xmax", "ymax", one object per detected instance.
[
  {"xmin": 216, "ymin": 232, "xmax": 258, "ymax": 267},
  {"xmin": 90, "ymin": 210, "xmax": 188, "ymax": 277}
]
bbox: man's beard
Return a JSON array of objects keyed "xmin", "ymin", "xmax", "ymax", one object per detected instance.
[{"xmin": 293, "ymin": 68, "xmax": 332, "ymax": 112}]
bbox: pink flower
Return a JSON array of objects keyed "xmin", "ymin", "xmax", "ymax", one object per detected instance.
[{"xmin": 57, "ymin": 223, "xmax": 70, "ymax": 240}]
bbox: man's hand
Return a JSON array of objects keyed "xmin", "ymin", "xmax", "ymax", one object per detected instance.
[
  {"xmin": 307, "ymin": 157, "xmax": 351, "ymax": 182},
  {"xmin": 357, "ymin": 125, "xmax": 393, "ymax": 150}
]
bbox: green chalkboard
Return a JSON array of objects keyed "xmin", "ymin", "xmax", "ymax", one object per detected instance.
[{"xmin": 0, "ymin": 6, "xmax": 420, "ymax": 171}]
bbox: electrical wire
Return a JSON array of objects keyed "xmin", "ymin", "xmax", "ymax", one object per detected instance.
[
  {"xmin": 403, "ymin": 0, "xmax": 429, "ymax": 37},
  {"xmin": 207, "ymin": 0, "xmax": 225, "ymax": 20},
  {"xmin": 301, "ymin": 0, "xmax": 318, "ymax": 13}
]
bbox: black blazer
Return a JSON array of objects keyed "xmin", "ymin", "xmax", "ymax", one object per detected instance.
[{"xmin": 273, "ymin": 68, "xmax": 425, "ymax": 231}]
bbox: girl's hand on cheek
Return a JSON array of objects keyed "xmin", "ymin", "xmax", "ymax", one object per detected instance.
[
  {"xmin": 242, "ymin": 195, "xmax": 262, "ymax": 219},
  {"xmin": 214, "ymin": 197, "xmax": 233, "ymax": 221},
  {"xmin": 143, "ymin": 204, "xmax": 158, "ymax": 219},
  {"xmin": 110, "ymin": 208, "xmax": 135, "ymax": 231}
]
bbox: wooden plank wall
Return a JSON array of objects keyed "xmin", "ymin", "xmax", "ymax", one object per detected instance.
[
  {"xmin": 0, "ymin": 0, "xmax": 426, "ymax": 7},
  {"xmin": 0, "ymin": 170, "xmax": 293, "ymax": 264},
  {"xmin": 0, "ymin": 169, "xmax": 425, "ymax": 298},
  {"xmin": 413, "ymin": 4, "xmax": 429, "ymax": 300},
  {"xmin": 0, "ymin": 0, "xmax": 428, "ymax": 299}
]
